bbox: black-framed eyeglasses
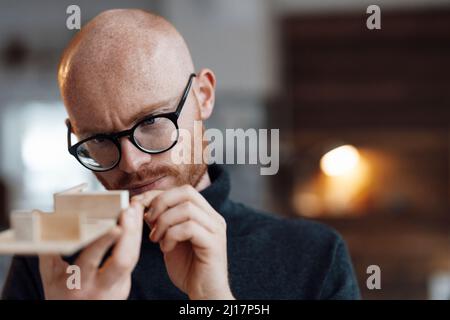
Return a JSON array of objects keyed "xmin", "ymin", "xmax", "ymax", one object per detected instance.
[{"xmin": 66, "ymin": 73, "xmax": 196, "ymax": 172}]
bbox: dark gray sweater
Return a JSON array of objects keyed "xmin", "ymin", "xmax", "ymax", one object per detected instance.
[{"xmin": 1, "ymin": 165, "xmax": 360, "ymax": 299}]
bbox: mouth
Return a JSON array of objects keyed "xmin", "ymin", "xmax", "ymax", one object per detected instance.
[{"xmin": 127, "ymin": 175, "xmax": 167, "ymax": 196}]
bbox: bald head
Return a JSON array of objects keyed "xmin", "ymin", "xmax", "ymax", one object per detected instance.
[
  {"xmin": 58, "ymin": 9, "xmax": 195, "ymax": 135},
  {"xmin": 58, "ymin": 9, "xmax": 216, "ymax": 195}
]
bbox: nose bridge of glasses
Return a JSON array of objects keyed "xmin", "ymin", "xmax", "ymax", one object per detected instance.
[
  {"xmin": 112, "ymin": 128, "xmax": 134, "ymax": 142},
  {"xmin": 103, "ymin": 128, "xmax": 136, "ymax": 157}
]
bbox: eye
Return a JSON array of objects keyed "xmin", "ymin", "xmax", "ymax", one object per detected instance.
[
  {"xmin": 141, "ymin": 118, "xmax": 155, "ymax": 126},
  {"xmin": 86, "ymin": 137, "xmax": 111, "ymax": 149},
  {"xmin": 92, "ymin": 137, "xmax": 107, "ymax": 144}
]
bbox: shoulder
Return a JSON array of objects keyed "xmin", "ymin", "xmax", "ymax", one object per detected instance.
[
  {"xmin": 224, "ymin": 201, "xmax": 360, "ymax": 299},
  {"xmin": 225, "ymin": 200, "xmax": 348, "ymax": 272},
  {"xmin": 226, "ymin": 200, "xmax": 343, "ymax": 249}
]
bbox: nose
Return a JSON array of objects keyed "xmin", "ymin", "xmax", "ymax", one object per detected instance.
[{"xmin": 118, "ymin": 137, "xmax": 151, "ymax": 173}]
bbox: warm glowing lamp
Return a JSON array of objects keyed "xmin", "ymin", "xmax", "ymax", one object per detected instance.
[{"xmin": 320, "ymin": 145, "xmax": 360, "ymax": 177}]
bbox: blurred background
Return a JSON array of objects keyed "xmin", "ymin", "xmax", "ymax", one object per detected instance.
[{"xmin": 0, "ymin": 0, "xmax": 449, "ymax": 299}]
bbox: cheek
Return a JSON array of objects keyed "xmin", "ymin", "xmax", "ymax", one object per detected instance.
[
  {"xmin": 151, "ymin": 150, "xmax": 177, "ymax": 165},
  {"xmin": 181, "ymin": 98, "xmax": 202, "ymax": 126},
  {"xmin": 178, "ymin": 104, "xmax": 203, "ymax": 144},
  {"xmin": 94, "ymin": 171, "xmax": 119, "ymax": 188}
]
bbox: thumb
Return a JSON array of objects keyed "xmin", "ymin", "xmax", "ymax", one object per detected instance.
[{"xmin": 38, "ymin": 254, "xmax": 69, "ymax": 284}]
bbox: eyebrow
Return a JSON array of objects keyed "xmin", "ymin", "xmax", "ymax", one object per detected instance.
[
  {"xmin": 77, "ymin": 96, "xmax": 179, "ymax": 138},
  {"xmin": 131, "ymin": 96, "xmax": 178, "ymax": 124}
]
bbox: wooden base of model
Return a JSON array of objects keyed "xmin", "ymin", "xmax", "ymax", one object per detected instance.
[{"xmin": 0, "ymin": 183, "xmax": 128, "ymax": 255}]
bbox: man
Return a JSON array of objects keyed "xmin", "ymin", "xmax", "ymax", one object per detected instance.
[{"xmin": 2, "ymin": 9, "xmax": 360, "ymax": 300}]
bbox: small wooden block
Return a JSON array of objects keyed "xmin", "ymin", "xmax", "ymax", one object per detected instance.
[
  {"xmin": 39, "ymin": 213, "xmax": 82, "ymax": 241},
  {"xmin": 54, "ymin": 183, "xmax": 88, "ymax": 195},
  {"xmin": 10, "ymin": 210, "xmax": 41, "ymax": 242},
  {"xmin": 54, "ymin": 191, "xmax": 129, "ymax": 219}
]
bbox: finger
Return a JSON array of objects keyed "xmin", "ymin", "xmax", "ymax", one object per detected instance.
[
  {"xmin": 98, "ymin": 201, "xmax": 143, "ymax": 284},
  {"xmin": 148, "ymin": 185, "xmax": 218, "ymax": 225},
  {"xmin": 159, "ymin": 220, "xmax": 211, "ymax": 253},
  {"xmin": 148, "ymin": 201, "xmax": 217, "ymax": 242},
  {"xmin": 131, "ymin": 190, "xmax": 163, "ymax": 224},
  {"xmin": 131, "ymin": 190, "xmax": 163, "ymax": 209},
  {"xmin": 38, "ymin": 255, "xmax": 69, "ymax": 284},
  {"xmin": 110, "ymin": 202, "xmax": 143, "ymax": 263},
  {"xmin": 74, "ymin": 226, "xmax": 121, "ymax": 273}
]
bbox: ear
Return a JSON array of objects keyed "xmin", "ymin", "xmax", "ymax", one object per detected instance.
[{"xmin": 193, "ymin": 68, "xmax": 216, "ymax": 121}]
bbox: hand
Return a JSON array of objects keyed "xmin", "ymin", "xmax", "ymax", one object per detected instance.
[
  {"xmin": 132, "ymin": 185, "xmax": 234, "ymax": 300},
  {"xmin": 38, "ymin": 199, "xmax": 144, "ymax": 300}
]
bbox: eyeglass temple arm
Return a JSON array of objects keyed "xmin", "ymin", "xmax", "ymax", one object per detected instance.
[
  {"xmin": 65, "ymin": 118, "xmax": 72, "ymax": 151},
  {"xmin": 175, "ymin": 73, "xmax": 196, "ymax": 117}
]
